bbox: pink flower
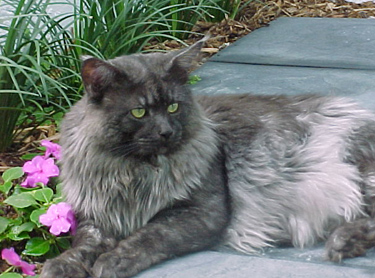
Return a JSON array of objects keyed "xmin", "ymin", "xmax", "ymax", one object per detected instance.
[
  {"xmin": 41, "ymin": 140, "xmax": 61, "ymax": 160},
  {"xmin": 39, "ymin": 202, "xmax": 77, "ymax": 236},
  {"xmin": 21, "ymin": 156, "xmax": 59, "ymax": 188},
  {"xmin": 1, "ymin": 247, "xmax": 36, "ymax": 276}
]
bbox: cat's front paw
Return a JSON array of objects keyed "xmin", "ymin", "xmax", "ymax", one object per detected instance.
[
  {"xmin": 325, "ymin": 219, "xmax": 375, "ymax": 262},
  {"xmin": 40, "ymin": 257, "xmax": 88, "ymax": 278},
  {"xmin": 92, "ymin": 252, "xmax": 129, "ymax": 278},
  {"xmin": 92, "ymin": 250, "xmax": 144, "ymax": 278}
]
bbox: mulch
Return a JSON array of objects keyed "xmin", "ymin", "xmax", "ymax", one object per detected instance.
[
  {"xmin": 2, "ymin": 0, "xmax": 375, "ymax": 171},
  {"xmin": 146, "ymin": 0, "xmax": 375, "ymax": 51}
]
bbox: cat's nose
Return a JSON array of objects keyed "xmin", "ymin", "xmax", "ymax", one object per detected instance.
[{"xmin": 159, "ymin": 128, "xmax": 173, "ymax": 140}]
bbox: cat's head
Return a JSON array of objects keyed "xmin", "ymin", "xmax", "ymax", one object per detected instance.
[{"xmin": 80, "ymin": 38, "xmax": 206, "ymax": 159}]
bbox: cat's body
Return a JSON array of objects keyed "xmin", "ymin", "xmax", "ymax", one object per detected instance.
[
  {"xmin": 199, "ymin": 94, "xmax": 374, "ymax": 252},
  {"xmin": 41, "ymin": 40, "xmax": 375, "ymax": 278}
]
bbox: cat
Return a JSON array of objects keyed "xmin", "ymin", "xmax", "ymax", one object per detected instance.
[{"xmin": 40, "ymin": 38, "xmax": 375, "ymax": 278}]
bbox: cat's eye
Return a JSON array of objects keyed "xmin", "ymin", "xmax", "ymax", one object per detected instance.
[
  {"xmin": 167, "ymin": 103, "xmax": 179, "ymax": 114},
  {"xmin": 131, "ymin": 108, "xmax": 146, "ymax": 119}
]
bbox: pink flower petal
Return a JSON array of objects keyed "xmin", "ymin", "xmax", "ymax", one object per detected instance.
[
  {"xmin": 22, "ymin": 160, "xmax": 39, "ymax": 174},
  {"xmin": 32, "ymin": 156, "xmax": 45, "ymax": 169},
  {"xmin": 55, "ymin": 202, "xmax": 73, "ymax": 218},
  {"xmin": 23, "ymin": 172, "xmax": 49, "ymax": 187},
  {"xmin": 48, "ymin": 204, "xmax": 60, "ymax": 215},
  {"xmin": 39, "ymin": 211, "xmax": 57, "ymax": 226},
  {"xmin": 1, "ymin": 248, "xmax": 36, "ymax": 276},
  {"xmin": 41, "ymin": 139, "xmax": 54, "ymax": 150},
  {"xmin": 41, "ymin": 158, "xmax": 59, "ymax": 177},
  {"xmin": 59, "ymin": 203, "xmax": 77, "ymax": 234},
  {"xmin": 40, "ymin": 203, "xmax": 76, "ymax": 236},
  {"xmin": 35, "ymin": 174, "xmax": 50, "ymax": 185},
  {"xmin": 21, "ymin": 176, "xmax": 35, "ymax": 188},
  {"xmin": 41, "ymin": 140, "xmax": 61, "ymax": 160},
  {"xmin": 69, "ymin": 220, "xmax": 77, "ymax": 235},
  {"xmin": 20, "ymin": 260, "xmax": 36, "ymax": 276},
  {"xmin": 1, "ymin": 247, "xmax": 21, "ymax": 266},
  {"xmin": 53, "ymin": 151, "xmax": 61, "ymax": 160},
  {"xmin": 50, "ymin": 217, "xmax": 71, "ymax": 236}
]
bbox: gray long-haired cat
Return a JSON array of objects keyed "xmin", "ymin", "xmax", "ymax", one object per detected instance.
[{"xmin": 41, "ymin": 38, "xmax": 375, "ymax": 278}]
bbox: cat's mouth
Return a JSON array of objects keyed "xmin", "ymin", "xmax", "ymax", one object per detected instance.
[
  {"xmin": 135, "ymin": 135, "xmax": 182, "ymax": 156},
  {"xmin": 142, "ymin": 142, "xmax": 177, "ymax": 156},
  {"xmin": 158, "ymin": 146, "xmax": 169, "ymax": 155}
]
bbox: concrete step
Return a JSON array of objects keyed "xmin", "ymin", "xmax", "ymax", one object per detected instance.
[{"xmin": 210, "ymin": 17, "xmax": 375, "ymax": 70}]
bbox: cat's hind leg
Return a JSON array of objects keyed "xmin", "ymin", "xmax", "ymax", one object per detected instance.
[{"xmin": 326, "ymin": 121, "xmax": 375, "ymax": 262}]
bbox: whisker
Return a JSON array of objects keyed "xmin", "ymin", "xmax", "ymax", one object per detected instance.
[{"xmin": 108, "ymin": 143, "xmax": 139, "ymax": 157}]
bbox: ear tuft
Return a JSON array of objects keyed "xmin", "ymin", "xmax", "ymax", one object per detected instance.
[
  {"xmin": 166, "ymin": 36, "xmax": 208, "ymax": 83},
  {"xmin": 81, "ymin": 57, "xmax": 120, "ymax": 103}
]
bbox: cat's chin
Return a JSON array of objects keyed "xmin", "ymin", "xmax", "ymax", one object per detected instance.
[
  {"xmin": 132, "ymin": 154, "xmax": 164, "ymax": 168},
  {"xmin": 130, "ymin": 147, "xmax": 177, "ymax": 162},
  {"xmin": 157, "ymin": 146, "xmax": 170, "ymax": 155}
]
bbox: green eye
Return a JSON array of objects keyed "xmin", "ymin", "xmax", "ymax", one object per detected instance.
[
  {"xmin": 167, "ymin": 103, "xmax": 179, "ymax": 114},
  {"xmin": 131, "ymin": 108, "xmax": 146, "ymax": 119}
]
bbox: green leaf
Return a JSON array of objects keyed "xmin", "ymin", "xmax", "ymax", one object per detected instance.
[
  {"xmin": 7, "ymin": 231, "xmax": 30, "ymax": 241},
  {"xmin": 23, "ymin": 237, "xmax": 50, "ymax": 256},
  {"xmin": 4, "ymin": 192, "xmax": 37, "ymax": 208},
  {"xmin": 188, "ymin": 74, "xmax": 202, "ymax": 85},
  {"xmin": 56, "ymin": 237, "xmax": 71, "ymax": 250},
  {"xmin": 54, "ymin": 183, "xmax": 63, "ymax": 199},
  {"xmin": 2, "ymin": 167, "xmax": 24, "ymax": 182},
  {"xmin": 30, "ymin": 207, "xmax": 48, "ymax": 227},
  {"xmin": 33, "ymin": 188, "xmax": 54, "ymax": 203},
  {"xmin": 9, "ymin": 217, "xmax": 22, "ymax": 226},
  {"xmin": 0, "ymin": 216, "xmax": 10, "ymax": 234},
  {"xmin": 0, "ymin": 273, "xmax": 24, "ymax": 278},
  {"xmin": 21, "ymin": 153, "xmax": 41, "ymax": 160},
  {"xmin": 45, "ymin": 243, "xmax": 60, "ymax": 258},
  {"xmin": 0, "ymin": 181, "xmax": 13, "ymax": 195},
  {"xmin": 11, "ymin": 222, "xmax": 35, "ymax": 235}
]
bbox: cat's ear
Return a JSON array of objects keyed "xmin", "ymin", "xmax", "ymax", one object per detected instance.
[
  {"xmin": 166, "ymin": 35, "xmax": 208, "ymax": 83},
  {"xmin": 81, "ymin": 57, "xmax": 121, "ymax": 103}
]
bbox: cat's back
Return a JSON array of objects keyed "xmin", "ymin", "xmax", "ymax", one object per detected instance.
[
  {"xmin": 195, "ymin": 94, "xmax": 314, "ymax": 145},
  {"xmin": 195, "ymin": 94, "xmax": 373, "ymax": 143}
]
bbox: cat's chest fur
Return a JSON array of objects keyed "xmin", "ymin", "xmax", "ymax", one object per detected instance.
[
  {"xmin": 83, "ymin": 159, "xmax": 182, "ymax": 237},
  {"xmin": 60, "ymin": 103, "xmax": 219, "ymax": 238}
]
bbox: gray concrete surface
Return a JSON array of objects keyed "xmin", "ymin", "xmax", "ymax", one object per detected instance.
[{"xmin": 136, "ymin": 17, "xmax": 375, "ymax": 277}]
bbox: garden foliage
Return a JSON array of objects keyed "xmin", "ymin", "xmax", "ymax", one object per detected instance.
[
  {"xmin": 0, "ymin": 141, "xmax": 74, "ymax": 277},
  {"xmin": 0, "ymin": 0, "xmax": 248, "ymax": 152}
]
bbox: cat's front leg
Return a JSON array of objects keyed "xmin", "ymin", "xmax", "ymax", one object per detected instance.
[
  {"xmin": 92, "ymin": 164, "xmax": 230, "ymax": 278},
  {"xmin": 40, "ymin": 220, "xmax": 117, "ymax": 278},
  {"xmin": 41, "ymin": 249, "xmax": 88, "ymax": 278},
  {"xmin": 91, "ymin": 238, "xmax": 156, "ymax": 278},
  {"xmin": 92, "ymin": 210, "xmax": 228, "ymax": 278}
]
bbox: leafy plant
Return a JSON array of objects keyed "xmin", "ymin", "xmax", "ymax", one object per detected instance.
[
  {"xmin": 208, "ymin": 0, "xmax": 256, "ymax": 21},
  {"xmin": 0, "ymin": 0, "xmax": 236, "ymax": 152},
  {"xmin": 0, "ymin": 0, "xmax": 82, "ymax": 152},
  {"xmin": 71, "ymin": 0, "xmax": 229, "ymax": 57},
  {"xmin": 0, "ymin": 142, "xmax": 73, "ymax": 277},
  {"xmin": 0, "ymin": 169, "xmax": 70, "ymax": 275}
]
